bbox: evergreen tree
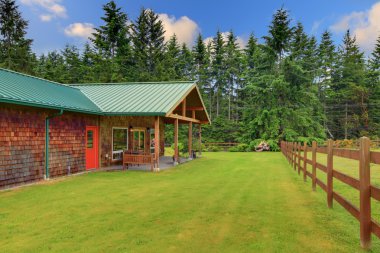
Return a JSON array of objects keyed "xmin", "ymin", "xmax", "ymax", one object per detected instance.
[
  {"xmin": 0, "ymin": 0, "xmax": 33, "ymax": 73},
  {"xmin": 263, "ymin": 7, "xmax": 293, "ymax": 62},
  {"xmin": 178, "ymin": 43, "xmax": 193, "ymax": 80},
  {"xmin": 211, "ymin": 31, "xmax": 227, "ymax": 118},
  {"xmin": 163, "ymin": 34, "xmax": 181, "ymax": 80},
  {"xmin": 225, "ymin": 31, "xmax": 242, "ymax": 120},
  {"xmin": 61, "ymin": 45, "xmax": 81, "ymax": 83},
  {"xmin": 317, "ymin": 30, "xmax": 336, "ymax": 101},
  {"xmin": 330, "ymin": 30, "xmax": 367, "ymax": 138},
  {"xmin": 192, "ymin": 33, "xmax": 209, "ymax": 91},
  {"xmin": 367, "ymin": 34, "xmax": 380, "ymax": 137},
  {"xmin": 91, "ymin": 0, "xmax": 130, "ymax": 58},
  {"xmin": 131, "ymin": 8, "xmax": 166, "ymax": 81}
]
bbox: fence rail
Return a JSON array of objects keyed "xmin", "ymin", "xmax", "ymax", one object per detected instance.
[{"xmin": 280, "ymin": 137, "xmax": 380, "ymax": 249}]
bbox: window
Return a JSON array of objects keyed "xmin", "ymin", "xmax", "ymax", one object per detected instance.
[
  {"xmin": 87, "ymin": 130, "xmax": 93, "ymax": 148},
  {"xmin": 112, "ymin": 128, "xmax": 128, "ymax": 160}
]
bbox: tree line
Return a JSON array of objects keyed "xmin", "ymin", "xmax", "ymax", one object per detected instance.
[{"xmin": 1, "ymin": 0, "xmax": 380, "ymax": 146}]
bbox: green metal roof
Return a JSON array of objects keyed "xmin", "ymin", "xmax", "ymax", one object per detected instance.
[
  {"xmin": 71, "ymin": 82, "xmax": 196, "ymax": 116},
  {"xmin": 0, "ymin": 68, "xmax": 101, "ymax": 114},
  {"xmin": 0, "ymin": 68, "xmax": 205, "ymax": 117}
]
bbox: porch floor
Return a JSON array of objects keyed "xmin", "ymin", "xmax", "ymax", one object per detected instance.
[{"xmin": 103, "ymin": 156, "xmax": 192, "ymax": 172}]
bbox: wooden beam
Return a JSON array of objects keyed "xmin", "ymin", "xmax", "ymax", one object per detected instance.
[
  {"xmin": 199, "ymin": 124, "xmax": 202, "ymax": 156},
  {"xmin": 154, "ymin": 116, "xmax": 160, "ymax": 171},
  {"xmin": 167, "ymin": 114, "xmax": 200, "ymax": 124},
  {"xmin": 192, "ymin": 110, "xmax": 196, "ymax": 119},
  {"xmin": 174, "ymin": 106, "xmax": 204, "ymax": 112},
  {"xmin": 188, "ymin": 122, "xmax": 192, "ymax": 158},
  {"xmin": 182, "ymin": 98, "xmax": 186, "ymax": 117},
  {"xmin": 174, "ymin": 118, "xmax": 179, "ymax": 163}
]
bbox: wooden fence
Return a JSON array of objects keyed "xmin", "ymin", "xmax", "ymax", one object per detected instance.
[
  {"xmin": 204, "ymin": 142, "xmax": 240, "ymax": 151},
  {"xmin": 280, "ymin": 137, "xmax": 380, "ymax": 249}
]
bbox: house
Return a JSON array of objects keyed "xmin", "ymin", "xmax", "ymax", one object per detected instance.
[{"xmin": 0, "ymin": 68, "xmax": 210, "ymax": 189}]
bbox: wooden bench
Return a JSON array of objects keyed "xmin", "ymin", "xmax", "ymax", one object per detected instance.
[{"xmin": 123, "ymin": 151, "xmax": 157, "ymax": 171}]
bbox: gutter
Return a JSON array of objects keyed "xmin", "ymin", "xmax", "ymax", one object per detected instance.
[{"xmin": 45, "ymin": 109, "xmax": 64, "ymax": 179}]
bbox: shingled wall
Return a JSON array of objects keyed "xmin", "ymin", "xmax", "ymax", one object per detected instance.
[{"xmin": 0, "ymin": 104, "xmax": 97, "ymax": 189}]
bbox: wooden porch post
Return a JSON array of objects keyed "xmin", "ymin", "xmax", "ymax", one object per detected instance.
[
  {"xmin": 199, "ymin": 124, "xmax": 202, "ymax": 157},
  {"xmin": 154, "ymin": 116, "xmax": 160, "ymax": 171},
  {"xmin": 174, "ymin": 118, "xmax": 179, "ymax": 164},
  {"xmin": 188, "ymin": 122, "xmax": 193, "ymax": 159}
]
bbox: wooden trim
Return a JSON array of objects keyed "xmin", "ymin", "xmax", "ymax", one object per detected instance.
[
  {"xmin": 167, "ymin": 113, "xmax": 201, "ymax": 123},
  {"xmin": 188, "ymin": 122, "xmax": 192, "ymax": 157},
  {"xmin": 154, "ymin": 116, "xmax": 160, "ymax": 171},
  {"xmin": 174, "ymin": 118, "xmax": 179, "ymax": 162},
  {"xmin": 182, "ymin": 98, "xmax": 186, "ymax": 116},
  {"xmin": 165, "ymin": 85, "xmax": 196, "ymax": 117},
  {"xmin": 174, "ymin": 106, "xmax": 204, "ymax": 111}
]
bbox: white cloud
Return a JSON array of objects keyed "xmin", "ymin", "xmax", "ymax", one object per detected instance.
[
  {"xmin": 40, "ymin": 14, "xmax": 53, "ymax": 22},
  {"xmin": 330, "ymin": 2, "xmax": 380, "ymax": 52},
  {"xmin": 204, "ymin": 31, "xmax": 247, "ymax": 49},
  {"xmin": 20, "ymin": 0, "xmax": 67, "ymax": 21},
  {"xmin": 311, "ymin": 20, "xmax": 323, "ymax": 35},
  {"xmin": 158, "ymin": 13, "xmax": 199, "ymax": 45},
  {"xmin": 64, "ymin": 23, "xmax": 94, "ymax": 40}
]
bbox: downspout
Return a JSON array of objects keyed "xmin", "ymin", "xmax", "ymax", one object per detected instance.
[{"xmin": 45, "ymin": 109, "xmax": 64, "ymax": 179}]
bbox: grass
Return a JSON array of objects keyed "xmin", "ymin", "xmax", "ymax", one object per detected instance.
[{"xmin": 1, "ymin": 152, "xmax": 380, "ymax": 252}]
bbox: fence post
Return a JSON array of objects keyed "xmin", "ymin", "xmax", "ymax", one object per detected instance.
[
  {"xmin": 303, "ymin": 142, "xmax": 307, "ymax": 182},
  {"xmin": 298, "ymin": 143, "xmax": 301, "ymax": 175},
  {"xmin": 359, "ymin": 137, "xmax": 371, "ymax": 249},
  {"xmin": 312, "ymin": 141, "xmax": 317, "ymax": 191},
  {"xmin": 293, "ymin": 142, "xmax": 296, "ymax": 169},
  {"xmin": 327, "ymin": 139, "xmax": 333, "ymax": 208}
]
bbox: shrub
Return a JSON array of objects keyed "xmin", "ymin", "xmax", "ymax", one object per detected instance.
[
  {"xmin": 205, "ymin": 145, "xmax": 222, "ymax": 152},
  {"xmin": 171, "ymin": 142, "xmax": 184, "ymax": 152},
  {"xmin": 229, "ymin": 143, "xmax": 249, "ymax": 152}
]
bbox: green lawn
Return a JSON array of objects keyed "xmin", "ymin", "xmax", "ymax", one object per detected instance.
[{"xmin": 1, "ymin": 152, "xmax": 380, "ymax": 252}]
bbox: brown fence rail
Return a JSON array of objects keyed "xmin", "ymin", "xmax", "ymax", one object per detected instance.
[{"xmin": 281, "ymin": 137, "xmax": 380, "ymax": 250}]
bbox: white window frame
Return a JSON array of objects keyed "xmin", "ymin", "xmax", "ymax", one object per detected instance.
[{"xmin": 112, "ymin": 127, "xmax": 129, "ymax": 161}]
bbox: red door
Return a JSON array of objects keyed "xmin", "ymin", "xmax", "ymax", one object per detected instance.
[{"xmin": 86, "ymin": 126, "xmax": 99, "ymax": 170}]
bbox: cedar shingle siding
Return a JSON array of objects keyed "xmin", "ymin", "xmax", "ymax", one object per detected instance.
[{"xmin": 0, "ymin": 104, "xmax": 97, "ymax": 189}]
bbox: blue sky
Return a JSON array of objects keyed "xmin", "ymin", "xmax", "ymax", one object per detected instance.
[{"xmin": 17, "ymin": 0, "xmax": 380, "ymax": 55}]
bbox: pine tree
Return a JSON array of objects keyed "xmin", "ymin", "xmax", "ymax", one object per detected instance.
[
  {"xmin": 91, "ymin": 0, "xmax": 130, "ymax": 58},
  {"xmin": 211, "ymin": 31, "xmax": 226, "ymax": 118},
  {"xmin": 131, "ymin": 8, "xmax": 165, "ymax": 81},
  {"xmin": 225, "ymin": 31, "xmax": 242, "ymax": 120},
  {"xmin": 263, "ymin": 7, "xmax": 293, "ymax": 62},
  {"xmin": 0, "ymin": 0, "xmax": 33, "ymax": 73},
  {"xmin": 178, "ymin": 43, "xmax": 193, "ymax": 80},
  {"xmin": 192, "ymin": 33, "xmax": 209, "ymax": 91},
  {"xmin": 367, "ymin": 34, "xmax": 380, "ymax": 137},
  {"xmin": 164, "ymin": 34, "xmax": 181, "ymax": 80},
  {"xmin": 61, "ymin": 45, "xmax": 81, "ymax": 83},
  {"xmin": 81, "ymin": 43, "xmax": 96, "ymax": 82},
  {"xmin": 331, "ymin": 30, "xmax": 367, "ymax": 138},
  {"xmin": 317, "ymin": 30, "xmax": 336, "ymax": 101}
]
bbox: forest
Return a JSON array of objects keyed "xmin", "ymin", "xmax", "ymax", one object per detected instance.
[{"xmin": 1, "ymin": 0, "xmax": 380, "ymax": 150}]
